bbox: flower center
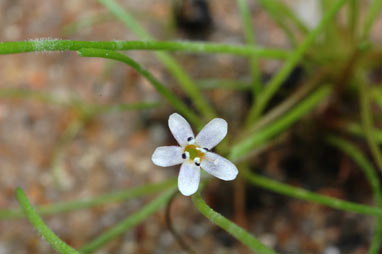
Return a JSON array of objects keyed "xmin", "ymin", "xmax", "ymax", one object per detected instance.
[
  {"xmin": 181, "ymin": 137, "xmax": 209, "ymax": 166},
  {"xmin": 184, "ymin": 144, "xmax": 205, "ymax": 160}
]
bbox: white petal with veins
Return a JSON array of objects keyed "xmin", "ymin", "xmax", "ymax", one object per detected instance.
[
  {"xmin": 195, "ymin": 118, "xmax": 227, "ymax": 149},
  {"xmin": 178, "ymin": 162, "xmax": 200, "ymax": 196},
  {"xmin": 152, "ymin": 146, "xmax": 183, "ymax": 167},
  {"xmin": 168, "ymin": 113, "xmax": 195, "ymax": 147},
  {"xmin": 201, "ymin": 152, "xmax": 238, "ymax": 180}
]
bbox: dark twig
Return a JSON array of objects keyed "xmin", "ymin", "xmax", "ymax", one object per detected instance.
[{"xmin": 165, "ymin": 192, "xmax": 197, "ymax": 254}]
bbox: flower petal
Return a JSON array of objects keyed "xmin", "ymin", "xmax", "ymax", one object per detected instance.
[
  {"xmin": 168, "ymin": 113, "xmax": 195, "ymax": 147},
  {"xmin": 201, "ymin": 152, "xmax": 238, "ymax": 180},
  {"xmin": 195, "ymin": 118, "xmax": 227, "ymax": 149},
  {"xmin": 152, "ymin": 146, "xmax": 183, "ymax": 167},
  {"xmin": 178, "ymin": 162, "xmax": 200, "ymax": 196}
]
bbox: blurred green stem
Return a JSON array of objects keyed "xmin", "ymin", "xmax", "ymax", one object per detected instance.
[
  {"xmin": 237, "ymin": 0, "xmax": 262, "ymax": 96},
  {"xmin": 15, "ymin": 188, "xmax": 80, "ymax": 254},
  {"xmin": 242, "ymin": 170, "xmax": 382, "ymax": 217},
  {"xmin": 348, "ymin": 0, "xmax": 359, "ymax": 39},
  {"xmin": 192, "ymin": 187, "xmax": 277, "ymax": 254}
]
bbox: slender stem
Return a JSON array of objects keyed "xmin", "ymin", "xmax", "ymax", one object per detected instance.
[
  {"xmin": 327, "ymin": 136, "xmax": 382, "ymax": 253},
  {"xmin": 80, "ymin": 187, "xmax": 177, "ymax": 253},
  {"xmin": 192, "ymin": 189, "xmax": 277, "ymax": 254},
  {"xmin": 246, "ymin": 0, "xmax": 347, "ymax": 123},
  {"xmin": 0, "ymin": 179, "xmax": 176, "ymax": 220},
  {"xmin": 348, "ymin": 0, "xmax": 359, "ymax": 39},
  {"xmin": 242, "ymin": 170, "xmax": 382, "ymax": 217},
  {"xmin": 237, "ymin": 0, "xmax": 262, "ymax": 96},
  {"xmin": 78, "ymin": 48, "xmax": 202, "ymax": 127},
  {"xmin": 15, "ymin": 188, "xmax": 81, "ymax": 254},
  {"xmin": 165, "ymin": 192, "xmax": 196, "ymax": 254},
  {"xmin": 0, "ymin": 40, "xmax": 290, "ymax": 58}
]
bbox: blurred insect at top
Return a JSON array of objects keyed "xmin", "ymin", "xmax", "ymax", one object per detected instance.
[{"xmin": 173, "ymin": 0, "xmax": 213, "ymax": 39}]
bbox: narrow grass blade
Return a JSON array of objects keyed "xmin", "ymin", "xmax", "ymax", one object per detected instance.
[
  {"xmin": 78, "ymin": 48, "xmax": 201, "ymax": 127},
  {"xmin": 80, "ymin": 187, "xmax": 177, "ymax": 253},
  {"xmin": 192, "ymin": 190, "xmax": 277, "ymax": 254},
  {"xmin": 0, "ymin": 179, "xmax": 175, "ymax": 220},
  {"xmin": 348, "ymin": 0, "xmax": 359, "ymax": 38},
  {"xmin": 237, "ymin": 0, "xmax": 262, "ymax": 96},
  {"xmin": 242, "ymin": 170, "xmax": 382, "ymax": 217},
  {"xmin": 327, "ymin": 136, "xmax": 382, "ymax": 253},
  {"xmin": 246, "ymin": 0, "xmax": 347, "ymax": 123},
  {"xmin": 15, "ymin": 188, "xmax": 81, "ymax": 254}
]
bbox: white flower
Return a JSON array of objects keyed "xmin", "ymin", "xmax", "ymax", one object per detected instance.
[{"xmin": 152, "ymin": 113, "xmax": 238, "ymax": 196}]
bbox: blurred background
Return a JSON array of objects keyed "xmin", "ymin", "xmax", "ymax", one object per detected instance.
[{"xmin": 0, "ymin": 0, "xmax": 382, "ymax": 253}]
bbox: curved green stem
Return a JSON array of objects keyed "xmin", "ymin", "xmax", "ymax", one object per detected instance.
[
  {"xmin": 237, "ymin": 0, "xmax": 262, "ymax": 96},
  {"xmin": 192, "ymin": 189, "xmax": 277, "ymax": 254},
  {"xmin": 15, "ymin": 188, "xmax": 81, "ymax": 254},
  {"xmin": 242, "ymin": 170, "xmax": 382, "ymax": 217}
]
